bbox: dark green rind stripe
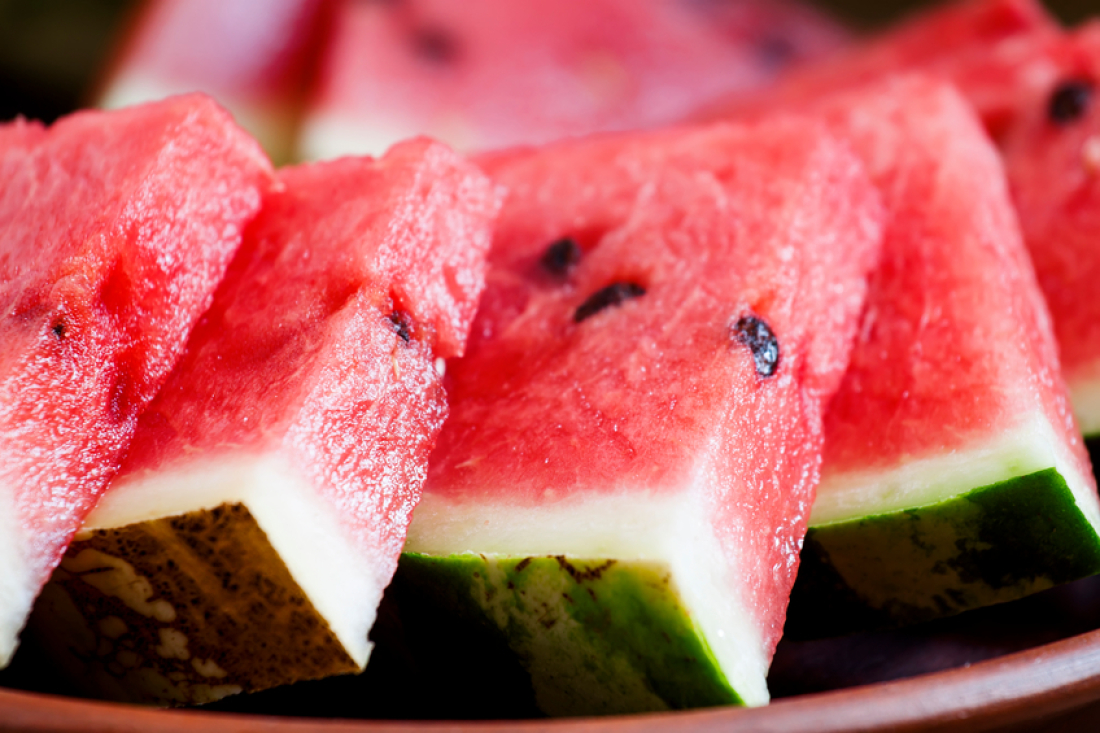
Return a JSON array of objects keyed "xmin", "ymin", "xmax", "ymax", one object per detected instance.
[
  {"xmin": 786, "ymin": 467, "xmax": 1100, "ymax": 639},
  {"xmin": 395, "ymin": 553, "xmax": 741, "ymax": 716}
]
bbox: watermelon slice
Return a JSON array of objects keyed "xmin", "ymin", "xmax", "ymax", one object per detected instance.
[
  {"xmin": 0, "ymin": 94, "xmax": 272, "ymax": 668},
  {"xmin": 997, "ymin": 23, "xmax": 1100, "ymax": 437},
  {"xmin": 26, "ymin": 139, "xmax": 498, "ymax": 706},
  {"xmin": 98, "ymin": 0, "xmax": 333, "ymax": 163},
  {"xmin": 693, "ymin": 0, "xmax": 1061, "ymax": 140},
  {"xmin": 398, "ymin": 121, "xmax": 883, "ymax": 714},
  {"xmin": 298, "ymin": 0, "xmax": 849, "ymax": 160},
  {"xmin": 779, "ymin": 77, "xmax": 1100, "ymax": 637}
]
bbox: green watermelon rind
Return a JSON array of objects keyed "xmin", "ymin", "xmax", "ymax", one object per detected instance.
[
  {"xmin": 786, "ymin": 466, "xmax": 1100, "ymax": 638},
  {"xmin": 396, "ymin": 553, "xmax": 742, "ymax": 715}
]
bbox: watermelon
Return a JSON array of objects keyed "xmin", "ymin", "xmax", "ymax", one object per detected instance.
[
  {"xmin": 398, "ymin": 121, "xmax": 883, "ymax": 714},
  {"xmin": 0, "ymin": 95, "xmax": 272, "ymax": 668},
  {"xmin": 26, "ymin": 138, "xmax": 498, "ymax": 706},
  {"xmin": 777, "ymin": 77, "xmax": 1100, "ymax": 637},
  {"xmin": 693, "ymin": 0, "xmax": 1060, "ymax": 140},
  {"xmin": 98, "ymin": 0, "xmax": 333, "ymax": 163},
  {"xmin": 997, "ymin": 23, "xmax": 1100, "ymax": 437},
  {"xmin": 298, "ymin": 0, "xmax": 849, "ymax": 160}
]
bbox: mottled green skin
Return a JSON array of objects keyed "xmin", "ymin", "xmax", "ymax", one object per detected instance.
[
  {"xmin": 786, "ymin": 468, "xmax": 1100, "ymax": 639},
  {"xmin": 396, "ymin": 553, "xmax": 740, "ymax": 716}
]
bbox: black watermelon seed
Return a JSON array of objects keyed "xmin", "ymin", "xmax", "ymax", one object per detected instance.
[
  {"xmin": 387, "ymin": 311, "xmax": 412, "ymax": 342},
  {"xmin": 573, "ymin": 282, "xmax": 646, "ymax": 323},
  {"xmin": 540, "ymin": 237, "xmax": 582, "ymax": 277},
  {"xmin": 732, "ymin": 314, "xmax": 779, "ymax": 378},
  {"xmin": 51, "ymin": 321, "xmax": 65, "ymax": 339},
  {"xmin": 1049, "ymin": 79, "xmax": 1093, "ymax": 125},
  {"xmin": 413, "ymin": 26, "xmax": 459, "ymax": 65},
  {"xmin": 758, "ymin": 35, "xmax": 795, "ymax": 70}
]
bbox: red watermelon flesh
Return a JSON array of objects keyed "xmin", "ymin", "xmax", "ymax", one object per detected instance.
[
  {"xmin": 404, "ymin": 121, "xmax": 883, "ymax": 712},
  {"xmin": 37, "ymin": 138, "xmax": 497, "ymax": 705},
  {"xmin": 779, "ymin": 77, "xmax": 1100, "ymax": 636},
  {"xmin": 693, "ymin": 0, "xmax": 1060, "ymax": 140},
  {"xmin": 0, "ymin": 94, "xmax": 272, "ymax": 667},
  {"xmin": 998, "ymin": 22, "xmax": 1100, "ymax": 436},
  {"xmin": 99, "ymin": 0, "xmax": 333, "ymax": 163},
  {"xmin": 298, "ymin": 0, "xmax": 849, "ymax": 160}
]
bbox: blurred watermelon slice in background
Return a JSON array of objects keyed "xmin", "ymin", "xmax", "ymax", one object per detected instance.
[
  {"xmin": 694, "ymin": 0, "xmax": 1062, "ymax": 138},
  {"xmin": 96, "ymin": 0, "xmax": 333, "ymax": 163},
  {"xmin": 298, "ymin": 0, "xmax": 850, "ymax": 159}
]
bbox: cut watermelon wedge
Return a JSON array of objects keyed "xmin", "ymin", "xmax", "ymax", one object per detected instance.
[
  {"xmin": 399, "ymin": 121, "xmax": 883, "ymax": 713},
  {"xmin": 782, "ymin": 78, "xmax": 1100, "ymax": 638},
  {"xmin": 298, "ymin": 0, "xmax": 849, "ymax": 160},
  {"xmin": 98, "ymin": 0, "xmax": 332, "ymax": 163},
  {"xmin": 0, "ymin": 95, "xmax": 272, "ymax": 668},
  {"xmin": 26, "ymin": 140, "xmax": 498, "ymax": 705}
]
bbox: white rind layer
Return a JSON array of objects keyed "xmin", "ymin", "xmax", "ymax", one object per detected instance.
[
  {"xmin": 406, "ymin": 490, "xmax": 769, "ymax": 706},
  {"xmin": 812, "ymin": 413, "xmax": 1100, "ymax": 534},
  {"xmin": 1069, "ymin": 373, "xmax": 1100, "ymax": 438},
  {"xmin": 0, "ymin": 484, "xmax": 35, "ymax": 667},
  {"xmin": 84, "ymin": 454, "xmax": 378, "ymax": 668},
  {"xmin": 100, "ymin": 74, "xmax": 293, "ymax": 162},
  {"xmin": 298, "ymin": 111, "xmax": 473, "ymax": 163}
]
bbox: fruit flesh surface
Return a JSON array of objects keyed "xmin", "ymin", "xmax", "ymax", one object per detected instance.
[
  {"xmin": 301, "ymin": 0, "xmax": 849, "ymax": 159},
  {"xmin": 0, "ymin": 94, "xmax": 272, "ymax": 666},
  {"xmin": 409, "ymin": 120, "xmax": 883, "ymax": 710}
]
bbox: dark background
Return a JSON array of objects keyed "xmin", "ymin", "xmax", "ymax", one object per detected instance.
[{"xmin": 0, "ymin": 0, "xmax": 1097, "ymax": 126}]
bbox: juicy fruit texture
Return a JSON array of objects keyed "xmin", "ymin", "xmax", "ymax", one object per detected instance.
[
  {"xmin": 783, "ymin": 78, "xmax": 1100, "ymax": 637},
  {"xmin": 998, "ymin": 23, "xmax": 1100, "ymax": 436},
  {"xmin": 0, "ymin": 95, "xmax": 271, "ymax": 668},
  {"xmin": 29, "ymin": 139, "xmax": 498, "ymax": 705},
  {"xmin": 299, "ymin": 0, "xmax": 849, "ymax": 160},
  {"xmin": 694, "ymin": 0, "xmax": 1060, "ymax": 140},
  {"xmin": 403, "ymin": 121, "xmax": 883, "ymax": 713},
  {"xmin": 99, "ymin": 0, "xmax": 332, "ymax": 163}
]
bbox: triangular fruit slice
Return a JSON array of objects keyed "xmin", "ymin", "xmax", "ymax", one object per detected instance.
[
  {"xmin": 98, "ymin": 0, "xmax": 333, "ymax": 163},
  {"xmin": 26, "ymin": 139, "xmax": 498, "ymax": 705},
  {"xmin": 298, "ymin": 0, "xmax": 849, "ymax": 160},
  {"xmin": 399, "ymin": 121, "xmax": 883, "ymax": 714},
  {"xmin": 997, "ymin": 23, "xmax": 1100, "ymax": 437},
  {"xmin": 0, "ymin": 94, "xmax": 272, "ymax": 667},
  {"xmin": 784, "ymin": 77, "xmax": 1100, "ymax": 638}
]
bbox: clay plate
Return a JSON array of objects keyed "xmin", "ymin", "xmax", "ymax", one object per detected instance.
[{"xmin": 4, "ymin": 573, "xmax": 1100, "ymax": 732}]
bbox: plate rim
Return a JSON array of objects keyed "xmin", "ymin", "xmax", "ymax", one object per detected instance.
[{"xmin": 4, "ymin": 626, "xmax": 1100, "ymax": 733}]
